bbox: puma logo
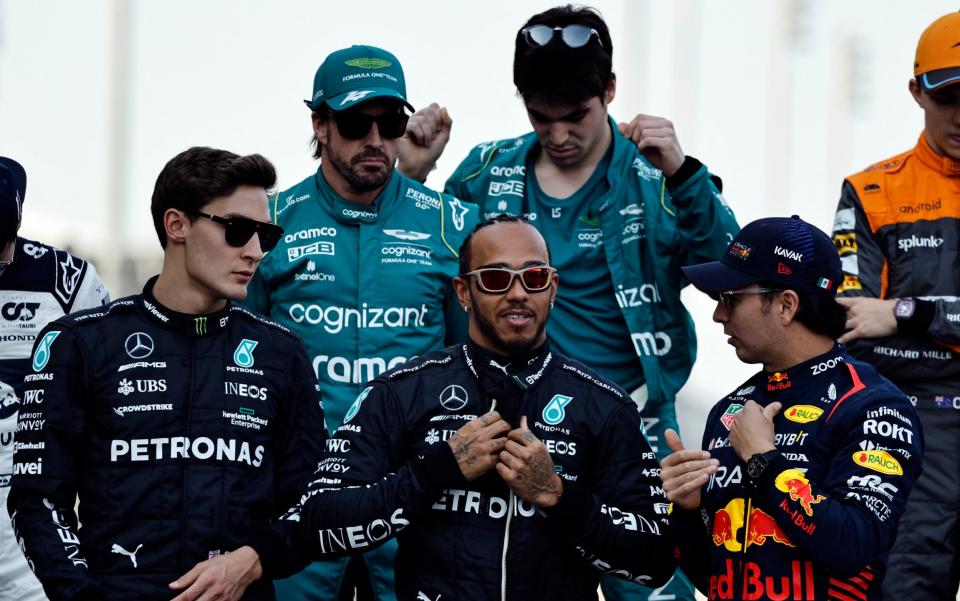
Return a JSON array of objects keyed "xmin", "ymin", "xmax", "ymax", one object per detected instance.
[
  {"xmin": 417, "ymin": 593, "xmax": 441, "ymax": 601},
  {"xmin": 489, "ymin": 359, "xmax": 510, "ymax": 375},
  {"xmin": 111, "ymin": 543, "xmax": 143, "ymax": 568}
]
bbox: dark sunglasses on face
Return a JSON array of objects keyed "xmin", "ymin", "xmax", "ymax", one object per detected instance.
[
  {"xmin": 716, "ymin": 287, "xmax": 782, "ymax": 311},
  {"xmin": 521, "ymin": 24, "xmax": 603, "ymax": 49},
  {"xmin": 461, "ymin": 266, "xmax": 556, "ymax": 294},
  {"xmin": 190, "ymin": 211, "xmax": 284, "ymax": 252},
  {"xmin": 330, "ymin": 110, "xmax": 409, "ymax": 140}
]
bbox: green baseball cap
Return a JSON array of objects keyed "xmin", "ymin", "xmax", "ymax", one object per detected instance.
[{"xmin": 304, "ymin": 45, "xmax": 414, "ymax": 112}]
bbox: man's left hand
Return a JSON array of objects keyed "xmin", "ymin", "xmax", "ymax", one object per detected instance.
[
  {"xmin": 497, "ymin": 416, "xmax": 564, "ymax": 508},
  {"xmin": 617, "ymin": 114, "xmax": 684, "ymax": 177},
  {"xmin": 837, "ymin": 297, "xmax": 897, "ymax": 344},
  {"xmin": 169, "ymin": 546, "xmax": 262, "ymax": 601},
  {"xmin": 730, "ymin": 400, "xmax": 780, "ymax": 462}
]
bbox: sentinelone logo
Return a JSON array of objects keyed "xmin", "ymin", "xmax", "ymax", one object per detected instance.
[{"xmin": 288, "ymin": 303, "xmax": 428, "ymax": 334}]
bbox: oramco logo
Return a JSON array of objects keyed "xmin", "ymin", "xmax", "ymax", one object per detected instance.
[
  {"xmin": 542, "ymin": 394, "xmax": 573, "ymax": 425},
  {"xmin": 234, "ymin": 339, "xmax": 259, "ymax": 368},
  {"xmin": 32, "ymin": 331, "xmax": 61, "ymax": 371}
]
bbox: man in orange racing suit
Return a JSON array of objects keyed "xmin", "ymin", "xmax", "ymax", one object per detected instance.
[{"xmin": 831, "ymin": 11, "xmax": 960, "ymax": 600}]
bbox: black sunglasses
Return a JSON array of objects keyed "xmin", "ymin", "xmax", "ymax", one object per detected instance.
[
  {"xmin": 330, "ymin": 110, "xmax": 409, "ymax": 140},
  {"xmin": 461, "ymin": 266, "xmax": 556, "ymax": 294},
  {"xmin": 190, "ymin": 211, "xmax": 284, "ymax": 252},
  {"xmin": 521, "ymin": 24, "xmax": 603, "ymax": 49}
]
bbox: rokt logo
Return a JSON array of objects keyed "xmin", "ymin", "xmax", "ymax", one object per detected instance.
[
  {"xmin": 542, "ymin": 394, "xmax": 573, "ymax": 426},
  {"xmin": 439, "ymin": 385, "xmax": 468, "ymax": 411},
  {"xmin": 233, "ymin": 339, "xmax": 258, "ymax": 368},
  {"xmin": 124, "ymin": 332, "xmax": 155, "ymax": 359},
  {"xmin": 33, "ymin": 331, "xmax": 61, "ymax": 371}
]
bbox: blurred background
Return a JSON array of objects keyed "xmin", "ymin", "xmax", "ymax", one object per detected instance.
[{"xmin": 1, "ymin": 0, "xmax": 955, "ymax": 447}]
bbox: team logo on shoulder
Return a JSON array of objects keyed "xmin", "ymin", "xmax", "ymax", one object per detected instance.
[
  {"xmin": 447, "ymin": 197, "xmax": 469, "ymax": 232},
  {"xmin": 33, "ymin": 331, "xmax": 62, "ymax": 371},
  {"xmin": 784, "ymin": 405, "xmax": 823, "ymax": 424},
  {"xmin": 233, "ymin": 339, "xmax": 258, "ymax": 368},
  {"xmin": 720, "ymin": 403, "xmax": 743, "ymax": 431},
  {"xmin": 542, "ymin": 394, "xmax": 573, "ymax": 426},
  {"xmin": 344, "ymin": 386, "xmax": 372, "ymax": 424}
]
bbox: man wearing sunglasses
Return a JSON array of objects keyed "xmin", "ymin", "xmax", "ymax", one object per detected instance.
[
  {"xmin": 829, "ymin": 12, "xmax": 960, "ymax": 599},
  {"xmin": 661, "ymin": 216, "xmax": 922, "ymax": 601},
  {"xmin": 243, "ymin": 45, "xmax": 478, "ymax": 601},
  {"xmin": 282, "ymin": 215, "xmax": 676, "ymax": 600},
  {"xmin": 8, "ymin": 147, "xmax": 327, "ymax": 601},
  {"xmin": 0, "ymin": 156, "xmax": 110, "ymax": 601},
  {"xmin": 398, "ymin": 5, "xmax": 738, "ymax": 600}
]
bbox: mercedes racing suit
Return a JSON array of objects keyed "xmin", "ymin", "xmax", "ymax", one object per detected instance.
[
  {"xmin": 832, "ymin": 133, "xmax": 960, "ymax": 598},
  {"xmin": 288, "ymin": 341, "xmax": 676, "ymax": 601},
  {"xmin": 244, "ymin": 168, "xmax": 478, "ymax": 600},
  {"xmin": 673, "ymin": 345, "xmax": 922, "ymax": 600},
  {"xmin": 0, "ymin": 237, "xmax": 109, "ymax": 601},
  {"xmin": 7, "ymin": 278, "xmax": 326, "ymax": 601}
]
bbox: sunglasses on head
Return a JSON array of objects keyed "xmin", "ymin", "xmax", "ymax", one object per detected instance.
[
  {"xmin": 461, "ymin": 266, "xmax": 556, "ymax": 294},
  {"xmin": 190, "ymin": 211, "xmax": 284, "ymax": 252},
  {"xmin": 329, "ymin": 109, "xmax": 409, "ymax": 140},
  {"xmin": 521, "ymin": 24, "xmax": 603, "ymax": 49}
]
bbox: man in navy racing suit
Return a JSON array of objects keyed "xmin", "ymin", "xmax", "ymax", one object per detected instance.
[
  {"xmin": 7, "ymin": 147, "xmax": 327, "ymax": 601},
  {"xmin": 243, "ymin": 44, "xmax": 478, "ymax": 601},
  {"xmin": 662, "ymin": 216, "xmax": 922, "ymax": 600},
  {"xmin": 0, "ymin": 156, "xmax": 110, "ymax": 601},
  {"xmin": 279, "ymin": 216, "xmax": 675, "ymax": 600}
]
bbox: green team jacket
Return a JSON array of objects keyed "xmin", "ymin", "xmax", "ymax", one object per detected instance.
[
  {"xmin": 245, "ymin": 169, "xmax": 479, "ymax": 430},
  {"xmin": 444, "ymin": 119, "xmax": 739, "ymax": 409}
]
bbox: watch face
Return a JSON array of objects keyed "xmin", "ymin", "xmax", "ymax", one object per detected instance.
[
  {"xmin": 895, "ymin": 298, "xmax": 916, "ymax": 319},
  {"xmin": 747, "ymin": 456, "xmax": 766, "ymax": 479}
]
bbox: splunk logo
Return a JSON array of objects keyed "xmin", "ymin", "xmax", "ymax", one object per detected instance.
[{"xmin": 898, "ymin": 235, "xmax": 944, "ymax": 252}]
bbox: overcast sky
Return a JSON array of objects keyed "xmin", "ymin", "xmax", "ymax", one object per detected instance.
[{"xmin": 1, "ymin": 0, "xmax": 955, "ymax": 441}]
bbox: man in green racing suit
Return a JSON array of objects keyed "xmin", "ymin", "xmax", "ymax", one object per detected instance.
[{"xmin": 244, "ymin": 45, "xmax": 478, "ymax": 601}]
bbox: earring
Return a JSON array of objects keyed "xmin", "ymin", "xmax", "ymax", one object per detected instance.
[{"xmin": 463, "ymin": 305, "xmax": 470, "ymax": 312}]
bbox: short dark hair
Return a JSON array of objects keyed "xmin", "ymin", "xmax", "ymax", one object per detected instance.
[
  {"xmin": 458, "ymin": 214, "xmax": 550, "ymax": 274},
  {"xmin": 310, "ymin": 109, "xmax": 327, "ymax": 160},
  {"xmin": 513, "ymin": 5, "xmax": 614, "ymax": 105},
  {"xmin": 150, "ymin": 147, "xmax": 277, "ymax": 248},
  {"xmin": 758, "ymin": 281, "xmax": 847, "ymax": 340}
]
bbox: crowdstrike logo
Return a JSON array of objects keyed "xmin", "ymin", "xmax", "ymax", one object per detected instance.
[{"xmin": 897, "ymin": 235, "xmax": 944, "ymax": 252}]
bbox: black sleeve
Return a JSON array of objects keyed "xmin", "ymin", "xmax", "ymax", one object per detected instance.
[
  {"xmin": 246, "ymin": 340, "xmax": 328, "ymax": 579},
  {"xmin": 7, "ymin": 325, "xmax": 106, "ymax": 601},
  {"xmin": 285, "ymin": 381, "xmax": 467, "ymax": 558},
  {"xmin": 542, "ymin": 403, "xmax": 677, "ymax": 588}
]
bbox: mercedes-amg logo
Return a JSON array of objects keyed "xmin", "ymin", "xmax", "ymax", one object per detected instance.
[
  {"xmin": 439, "ymin": 384, "xmax": 468, "ymax": 411},
  {"xmin": 124, "ymin": 332, "xmax": 155, "ymax": 359}
]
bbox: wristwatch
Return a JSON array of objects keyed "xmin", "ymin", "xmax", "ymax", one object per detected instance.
[
  {"xmin": 746, "ymin": 450, "xmax": 780, "ymax": 480},
  {"xmin": 894, "ymin": 297, "xmax": 916, "ymax": 320}
]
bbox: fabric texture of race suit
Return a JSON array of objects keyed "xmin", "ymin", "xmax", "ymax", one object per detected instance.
[
  {"xmin": 444, "ymin": 119, "xmax": 738, "ymax": 600},
  {"xmin": 832, "ymin": 133, "xmax": 960, "ymax": 599},
  {"xmin": 285, "ymin": 341, "xmax": 677, "ymax": 601},
  {"xmin": 672, "ymin": 345, "xmax": 923, "ymax": 601},
  {"xmin": 243, "ymin": 168, "xmax": 478, "ymax": 601},
  {"xmin": 6, "ymin": 278, "xmax": 327, "ymax": 601},
  {"xmin": 0, "ymin": 236, "xmax": 109, "ymax": 601}
]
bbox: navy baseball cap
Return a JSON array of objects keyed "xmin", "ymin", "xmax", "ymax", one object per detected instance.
[
  {"xmin": 0, "ymin": 157, "xmax": 26, "ymax": 241},
  {"xmin": 682, "ymin": 216, "xmax": 842, "ymax": 296}
]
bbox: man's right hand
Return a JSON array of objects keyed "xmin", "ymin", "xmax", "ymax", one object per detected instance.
[
  {"xmin": 447, "ymin": 411, "xmax": 510, "ymax": 481},
  {"xmin": 660, "ymin": 428, "xmax": 718, "ymax": 511},
  {"xmin": 396, "ymin": 102, "xmax": 453, "ymax": 182}
]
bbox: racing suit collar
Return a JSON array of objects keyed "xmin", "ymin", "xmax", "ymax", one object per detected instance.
[
  {"xmin": 763, "ymin": 343, "xmax": 845, "ymax": 393},
  {"xmin": 141, "ymin": 276, "xmax": 231, "ymax": 337},
  {"xmin": 464, "ymin": 338, "xmax": 551, "ymax": 428},
  {"xmin": 313, "ymin": 168, "xmax": 402, "ymax": 225},
  {"xmin": 915, "ymin": 133, "xmax": 960, "ymax": 176}
]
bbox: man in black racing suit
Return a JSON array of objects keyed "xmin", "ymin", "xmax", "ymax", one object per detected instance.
[
  {"xmin": 7, "ymin": 147, "xmax": 327, "ymax": 601},
  {"xmin": 281, "ymin": 216, "xmax": 676, "ymax": 600}
]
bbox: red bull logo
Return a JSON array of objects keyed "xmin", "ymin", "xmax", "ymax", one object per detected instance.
[
  {"xmin": 712, "ymin": 498, "xmax": 793, "ymax": 552},
  {"xmin": 767, "ymin": 371, "xmax": 792, "ymax": 392},
  {"xmin": 775, "ymin": 469, "xmax": 825, "ymax": 516},
  {"xmin": 709, "ymin": 558, "xmax": 816, "ymax": 600}
]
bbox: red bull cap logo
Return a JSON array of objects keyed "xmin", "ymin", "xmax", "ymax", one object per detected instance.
[{"xmin": 775, "ymin": 469, "xmax": 825, "ymax": 516}]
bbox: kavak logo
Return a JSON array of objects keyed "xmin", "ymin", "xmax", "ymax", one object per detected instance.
[
  {"xmin": 124, "ymin": 333, "xmax": 155, "ymax": 360},
  {"xmin": 439, "ymin": 385, "xmax": 468, "ymax": 411}
]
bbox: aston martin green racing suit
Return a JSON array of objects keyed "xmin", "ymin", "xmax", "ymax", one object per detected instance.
[{"xmin": 244, "ymin": 168, "xmax": 478, "ymax": 601}]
